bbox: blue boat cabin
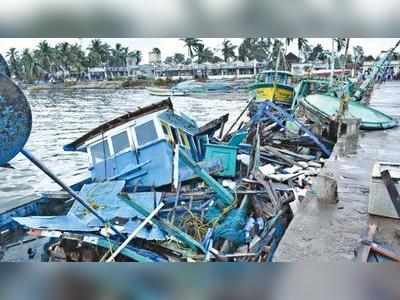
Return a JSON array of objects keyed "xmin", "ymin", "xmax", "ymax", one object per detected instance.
[{"xmin": 63, "ymin": 99, "xmax": 220, "ymax": 189}]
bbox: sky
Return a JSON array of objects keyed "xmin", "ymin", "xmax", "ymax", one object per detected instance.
[{"xmin": 0, "ymin": 38, "xmax": 398, "ymax": 64}]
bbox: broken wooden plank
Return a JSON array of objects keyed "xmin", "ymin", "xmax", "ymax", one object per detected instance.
[
  {"xmin": 261, "ymin": 146, "xmax": 304, "ymax": 168},
  {"xmin": 368, "ymin": 242, "xmax": 400, "ymax": 262}
]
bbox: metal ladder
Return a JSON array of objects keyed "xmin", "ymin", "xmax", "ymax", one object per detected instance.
[{"xmin": 252, "ymin": 101, "xmax": 331, "ymax": 157}]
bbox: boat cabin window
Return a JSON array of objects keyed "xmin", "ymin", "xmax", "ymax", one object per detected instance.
[
  {"xmin": 161, "ymin": 122, "xmax": 169, "ymax": 137},
  {"xmin": 266, "ymin": 72, "xmax": 274, "ymax": 83},
  {"xmin": 258, "ymin": 72, "xmax": 267, "ymax": 82},
  {"xmin": 170, "ymin": 126, "xmax": 180, "ymax": 145},
  {"xmin": 179, "ymin": 129, "xmax": 190, "ymax": 148},
  {"xmin": 277, "ymin": 73, "xmax": 288, "ymax": 84},
  {"xmin": 90, "ymin": 140, "xmax": 111, "ymax": 164},
  {"xmin": 161, "ymin": 122, "xmax": 175, "ymax": 144},
  {"xmin": 135, "ymin": 120, "xmax": 158, "ymax": 146},
  {"xmin": 111, "ymin": 131, "xmax": 130, "ymax": 155}
]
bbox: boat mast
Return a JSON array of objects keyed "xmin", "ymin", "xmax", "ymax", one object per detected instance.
[{"xmin": 330, "ymin": 38, "xmax": 335, "ymax": 87}]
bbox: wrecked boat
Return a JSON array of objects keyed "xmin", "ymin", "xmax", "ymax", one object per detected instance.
[{"xmin": 0, "ymin": 54, "xmax": 330, "ymax": 263}]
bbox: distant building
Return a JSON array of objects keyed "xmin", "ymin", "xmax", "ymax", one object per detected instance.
[
  {"xmin": 285, "ymin": 52, "xmax": 300, "ymax": 68},
  {"xmin": 87, "ymin": 66, "xmax": 128, "ymax": 80},
  {"xmin": 154, "ymin": 61, "xmax": 267, "ymax": 80},
  {"xmin": 126, "ymin": 55, "xmax": 139, "ymax": 77}
]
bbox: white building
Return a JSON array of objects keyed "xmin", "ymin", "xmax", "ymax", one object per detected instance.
[{"xmin": 155, "ymin": 61, "xmax": 267, "ymax": 80}]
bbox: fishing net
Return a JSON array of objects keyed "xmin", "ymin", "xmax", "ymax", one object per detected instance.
[{"xmin": 212, "ymin": 208, "xmax": 248, "ymax": 245}]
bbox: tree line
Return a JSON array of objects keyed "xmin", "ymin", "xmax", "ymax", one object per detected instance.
[
  {"xmin": 6, "ymin": 39, "xmax": 142, "ymax": 82},
  {"xmin": 176, "ymin": 38, "xmax": 370, "ymax": 69},
  {"xmin": 6, "ymin": 38, "xmax": 371, "ymax": 82}
]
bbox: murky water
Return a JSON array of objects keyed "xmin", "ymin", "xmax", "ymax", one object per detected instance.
[{"xmin": 0, "ymin": 88, "xmax": 247, "ymax": 203}]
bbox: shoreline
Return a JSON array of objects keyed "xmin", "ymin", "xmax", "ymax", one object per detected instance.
[{"xmin": 24, "ymin": 78, "xmax": 180, "ymax": 91}]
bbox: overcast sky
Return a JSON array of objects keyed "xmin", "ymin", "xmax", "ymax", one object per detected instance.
[{"xmin": 0, "ymin": 38, "xmax": 398, "ymax": 64}]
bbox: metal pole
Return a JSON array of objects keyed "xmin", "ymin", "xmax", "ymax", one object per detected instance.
[{"xmin": 21, "ymin": 148, "xmax": 125, "ymax": 239}]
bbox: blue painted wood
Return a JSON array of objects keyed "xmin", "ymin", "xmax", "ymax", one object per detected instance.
[
  {"xmin": 0, "ymin": 74, "xmax": 32, "ymax": 165},
  {"xmin": 178, "ymin": 147, "xmax": 233, "ymax": 207}
]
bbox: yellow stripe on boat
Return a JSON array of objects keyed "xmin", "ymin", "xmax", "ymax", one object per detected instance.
[{"xmin": 255, "ymin": 86, "xmax": 294, "ymax": 104}]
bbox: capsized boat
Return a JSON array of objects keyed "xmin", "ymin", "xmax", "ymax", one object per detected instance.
[{"xmin": 249, "ymin": 70, "xmax": 295, "ymax": 105}]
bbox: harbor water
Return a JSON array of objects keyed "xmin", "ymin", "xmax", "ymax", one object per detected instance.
[{"xmin": 0, "ymin": 88, "xmax": 247, "ymax": 203}]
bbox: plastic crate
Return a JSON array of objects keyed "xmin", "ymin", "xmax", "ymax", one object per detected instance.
[{"xmin": 204, "ymin": 144, "xmax": 237, "ymax": 177}]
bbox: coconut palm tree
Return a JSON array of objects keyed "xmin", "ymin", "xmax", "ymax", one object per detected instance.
[
  {"xmin": 87, "ymin": 39, "xmax": 111, "ymax": 67},
  {"xmin": 6, "ymin": 47, "xmax": 21, "ymax": 79},
  {"xmin": 353, "ymin": 45, "xmax": 365, "ymax": 70},
  {"xmin": 128, "ymin": 50, "xmax": 142, "ymax": 65},
  {"xmin": 297, "ymin": 38, "xmax": 311, "ymax": 62},
  {"xmin": 195, "ymin": 45, "xmax": 215, "ymax": 63},
  {"xmin": 334, "ymin": 38, "xmax": 347, "ymax": 53},
  {"xmin": 221, "ymin": 39, "xmax": 237, "ymax": 62},
  {"xmin": 34, "ymin": 40, "xmax": 55, "ymax": 74},
  {"xmin": 238, "ymin": 38, "xmax": 257, "ymax": 62},
  {"xmin": 152, "ymin": 47, "xmax": 161, "ymax": 55},
  {"xmin": 54, "ymin": 42, "xmax": 71, "ymax": 79},
  {"xmin": 69, "ymin": 43, "xmax": 87, "ymax": 80},
  {"xmin": 181, "ymin": 38, "xmax": 203, "ymax": 60},
  {"xmin": 238, "ymin": 38, "xmax": 272, "ymax": 62},
  {"xmin": 20, "ymin": 49, "xmax": 40, "ymax": 82},
  {"xmin": 111, "ymin": 43, "xmax": 128, "ymax": 67}
]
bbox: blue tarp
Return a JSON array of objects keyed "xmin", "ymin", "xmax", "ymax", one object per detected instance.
[{"xmin": 13, "ymin": 181, "xmax": 167, "ymax": 241}]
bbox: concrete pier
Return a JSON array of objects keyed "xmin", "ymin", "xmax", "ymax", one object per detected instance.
[{"xmin": 274, "ymin": 81, "xmax": 400, "ymax": 262}]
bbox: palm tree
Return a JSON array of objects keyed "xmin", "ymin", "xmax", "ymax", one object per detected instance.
[
  {"xmin": 353, "ymin": 45, "xmax": 365, "ymax": 71},
  {"xmin": 180, "ymin": 38, "xmax": 203, "ymax": 60},
  {"xmin": 334, "ymin": 38, "xmax": 347, "ymax": 53},
  {"xmin": 238, "ymin": 38, "xmax": 272, "ymax": 62},
  {"xmin": 34, "ymin": 40, "xmax": 54, "ymax": 74},
  {"xmin": 221, "ymin": 39, "xmax": 237, "ymax": 62},
  {"xmin": 6, "ymin": 47, "xmax": 21, "ymax": 79},
  {"xmin": 87, "ymin": 39, "xmax": 111, "ymax": 67},
  {"xmin": 111, "ymin": 43, "xmax": 128, "ymax": 67},
  {"xmin": 54, "ymin": 42, "xmax": 71, "ymax": 79},
  {"xmin": 297, "ymin": 38, "xmax": 310, "ymax": 62},
  {"xmin": 20, "ymin": 49, "xmax": 40, "ymax": 82},
  {"xmin": 69, "ymin": 43, "xmax": 87, "ymax": 80},
  {"xmin": 128, "ymin": 50, "xmax": 142, "ymax": 65},
  {"xmin": 195, "ymin": 45, "xmax": 215, "ymax": 63},
  {"xmin": 308, "ymin": 44, "xmax": 325, "ymax": 61},
  {"xmin": 238, "ymin": 38, "xmax": 257, "ymax": 62},
  {"xmin": 152, "ymin": 47, "xmax": 161, "ymax": 55}
]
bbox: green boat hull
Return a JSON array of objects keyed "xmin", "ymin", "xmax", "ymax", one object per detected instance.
[{"xmin": 301, "ymin": 94, "xmax": 398, "ymax": 130}]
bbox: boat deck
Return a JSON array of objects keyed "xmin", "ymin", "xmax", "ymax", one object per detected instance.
[{"xmin": 274, "ymin": 81, "xmax": 400, "ymax": 262}]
